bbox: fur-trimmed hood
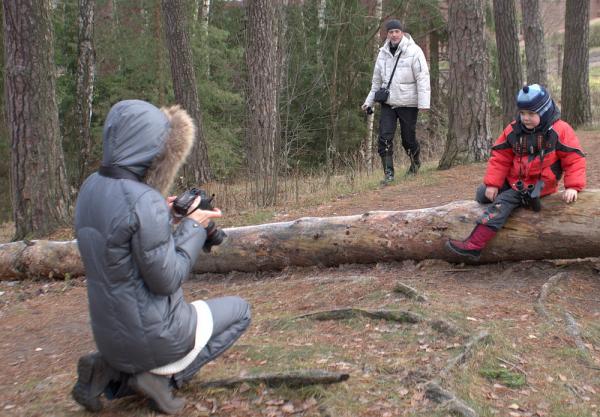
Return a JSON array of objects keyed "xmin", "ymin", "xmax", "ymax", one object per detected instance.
[{"xmin": 101, "ymin": 100, "xmax": 195, "ymax": 195}]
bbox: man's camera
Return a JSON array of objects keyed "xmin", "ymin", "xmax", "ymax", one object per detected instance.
[
  {"xmin": 515, "ymin": 180, "xmax": 544, "ymax": 212},
  {"xmin": 365, "ymin": 106, "xmax": 374, "ymax": 115},
  {"xmin": 172, "ymin": 188, "xmax": 227, "ymax": 252}
]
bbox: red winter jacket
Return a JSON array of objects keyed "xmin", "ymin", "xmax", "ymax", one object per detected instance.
[{"xmin": 484, "ymin": 118, "xmax": 586, "ymax": 197}]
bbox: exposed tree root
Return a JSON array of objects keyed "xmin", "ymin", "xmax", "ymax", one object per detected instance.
[
  {"xmin": 293, "ymin": 308, "xmax": 465, "ymax": 338},
  {"xmin": 199, "ymin": 370, "xmax": 349, "ymax": 389},
  {"xmin": 393, "ymin": 282, "xmax": 428, "ymax": 302},
  {"xmin": 424, "ymin": 381, "xmax": 478, "ymax": 417},
  {"xmin": 534, "ymin": 272, "xmax": 567, "ymax": 320},
  {"xmin": 442, "ymin": 330, "xmax": 491, "ymax": 377},
  {"xmin": 564, "ymin": 311, "xmax": 593, "ymax": 362},
  {"xmin": 294, "ymin": 308, "xmax": 423, "ymax": 323}
]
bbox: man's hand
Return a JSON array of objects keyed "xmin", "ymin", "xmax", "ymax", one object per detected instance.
[
  {"xmin": 563, "ymin": 188, "xmax": 578, "ymax": 204},
  {"xmin": 485, "ymin": 186, "xmax": 499, "ymax": 202},
  {"xmin": 361, "ymin": 104, "xmax": 369, "ymax": 111}
]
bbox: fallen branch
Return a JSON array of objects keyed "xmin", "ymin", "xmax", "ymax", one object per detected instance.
[
  {"xmin": 534, "ymin": 272, "xmax": 567, "ymax": 320},
  {"xmin": 393, "ymin": 282, "xmax": 428, "ymax": 302},
  {"xmin": 294, "ymin": 308, "xmax": 423, "ymax": 324},
  {"xmin": 442, "ymin": 330, "xmax": 491, "ymax": 377},
  {"xmin": 425, "ymin": 381, "xmax": 478, "ymax": 417},
  {"xmin": 198, "ymin": 370, "xmax": 349, "ymax": 389}
]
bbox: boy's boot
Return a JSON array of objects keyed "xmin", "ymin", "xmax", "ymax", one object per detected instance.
[
  {"xmin": 446, "ymin": 224, "xmax": 497, "ymax": 260},
  {"xmin": 380, "ymin": 155, "xmax": 395, "ymax": 185},
  {"xmin": 129, "ymin": 372, "xmax": 185, "ymax": 415},
  {"xmin": 71, "ymin": 352, "xmax": 120, "ymax": 412},
  {"xmin": 406, "ymin": 150, "xmax": 421, "ymax": 176}
]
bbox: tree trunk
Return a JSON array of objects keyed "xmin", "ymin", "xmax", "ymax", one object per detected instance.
[
  {"xmin": 2, "ymin": 191, "xmax": 600, "ymax": 280},
  {"xmin": 493, "ymin": 0, "xmax": 522, "ymax": 126},
  {"xmin": 361, "ymin": 0, "xmax": 382, "ymax": 172},
  {"xmin": 561, "ymin": 0, "xmax": 591, "ymax": 129},
  {"xmin": 75, "ymin": 0, "xmax": 96, "ymax": 185},
  {"xmin": 520, "ymin": 0, "xmax": 547, "ymax": 86},
  {"xmin": 438, "ymin": 0, "xmax": 490, "ymax": 169},
  {"xmin": 3, "ymin": 0, "xmax": 72, "ymax": 240},
  {"xmin": 161, "ymin": 0, "xmax": 212, "ymax": 186},
  {"xmin": 245, "ymin": 0, "xmax": 281, "ymax": 206}
]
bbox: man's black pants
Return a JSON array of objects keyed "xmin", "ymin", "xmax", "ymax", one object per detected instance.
[{"xmin": 377, "ymin": 104, "xmax": 420, "ymax": 159}]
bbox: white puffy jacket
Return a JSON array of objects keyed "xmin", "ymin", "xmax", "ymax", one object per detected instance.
[{"xmin": 363, "ymin": 34, "xmax": 430, "ymax": 109}]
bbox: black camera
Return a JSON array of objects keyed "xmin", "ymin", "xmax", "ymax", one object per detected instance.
[
  {"xmin": 515, "ymin": 180, "xmax": 544, "ymax": 212},
  {"xmin": 172, "ymin": 188, "xmax": 227, "ymax": 252},
  {"xmin": 365, "ymin": 106, "xmax": 374, "ymax": 115}
]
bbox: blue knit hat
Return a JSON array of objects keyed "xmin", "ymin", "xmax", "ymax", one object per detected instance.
[{"xmin": 517, "ymin": 84, "xmax": 552, "ymax": 115}]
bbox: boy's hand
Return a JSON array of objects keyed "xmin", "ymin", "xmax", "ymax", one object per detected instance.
[
  {"xmin": 485, "ymin": 186, "xmax": 498, "ymax": 201},
  {"xmin": 563, "ymin": 188, "xmax": 578, "ymax": 204}
]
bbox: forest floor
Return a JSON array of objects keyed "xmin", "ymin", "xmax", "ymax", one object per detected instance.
[{"xmin": 0, "ymin": 131, "xmax": 599, "ymax": 417}]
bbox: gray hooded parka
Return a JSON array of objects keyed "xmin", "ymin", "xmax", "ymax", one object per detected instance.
[{"xmin": 75, "ymin": 100, "xmax": 207, "ymax": 374}]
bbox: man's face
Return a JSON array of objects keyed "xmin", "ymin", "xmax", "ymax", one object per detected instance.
[{"xmin": 387, "ymin": 29, "xmax": 403, "ymax": 45}]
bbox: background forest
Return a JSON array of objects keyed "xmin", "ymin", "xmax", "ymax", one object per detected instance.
[{"xmin": 0, "ymin": 0, "xmax": 597, "ymax": 239}]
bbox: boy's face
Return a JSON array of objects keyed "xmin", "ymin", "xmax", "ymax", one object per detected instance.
[
  {"xmin": 519, "ymin": 109, "xmax": 540, "ymax": 129},
  {"xmin": 387, "ymin": 29, "xmax": 403, "ymax": 45}
]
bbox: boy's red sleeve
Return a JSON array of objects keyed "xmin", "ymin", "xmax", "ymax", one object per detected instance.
[
  {"xmin": 556, "ymin": 122, "xmax": 586, "ymax": 191},
  {"xmin": 483, "ymin": 125, "xmax": 514, "ymax": 188}
]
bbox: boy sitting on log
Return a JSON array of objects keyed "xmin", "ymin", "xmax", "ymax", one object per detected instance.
[{"xmin": 446, "ymin": 84, "xmax": 586, "ymax": 260}]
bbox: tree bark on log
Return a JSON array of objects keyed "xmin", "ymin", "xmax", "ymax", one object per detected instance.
[{"xmin": 1, "ymin": 191, "xmax": 600, "ymax": 280}]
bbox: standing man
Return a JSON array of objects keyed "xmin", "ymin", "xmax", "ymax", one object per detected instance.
[{"xmin": 362, "ymin": 19, "xmax": 430, "ymax": 184}]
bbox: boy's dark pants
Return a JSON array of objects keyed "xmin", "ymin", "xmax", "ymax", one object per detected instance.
[
  {"xmin": 475, "ymin": 183, "xmax": 525, "ymax": 230},
  {"xmin": 377, "ymin": 104, "xmax": 420, "ymax": 160}
]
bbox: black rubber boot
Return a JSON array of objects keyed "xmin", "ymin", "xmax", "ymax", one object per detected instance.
[
  {"xmin": 380, "ymin": 155, "xmax": 395, "ymax": 185},
  {"xmin": 129, "ymin": 372, "xmax": 185, "ymax": 415},
  {"xmin": 71, "ymin": 352, "xmax": 120, "ymax": 412},
  {"xmin": 406, "ymin": 149, "xmax": 421, "ymax": 176}
]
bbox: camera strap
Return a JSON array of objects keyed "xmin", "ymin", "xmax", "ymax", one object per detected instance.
[
  {"xmin": 385, "ymin": 49, "xmax": 402, "ymax": 90},
  {"xmin": 98, "ymin": 165, "xmax": 142, "ymax": 182}
]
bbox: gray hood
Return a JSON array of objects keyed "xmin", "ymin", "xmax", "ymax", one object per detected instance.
[{"xmin": 101, "ymin": 100, "xmax": 196, "ymax": 195}]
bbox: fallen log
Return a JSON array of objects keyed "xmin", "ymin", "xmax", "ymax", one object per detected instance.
[
  {"xmin": 198, "ymin": 369, "xmax": 349, "ymax": 389},
  {"xmin": 1, "ymin": 190, "xmax": 599, "ymax": 280}
]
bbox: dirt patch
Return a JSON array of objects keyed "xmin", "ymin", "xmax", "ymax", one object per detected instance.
[{"xmin": 0, "ymin": 131, "xmax": 599, "ymax": 416}]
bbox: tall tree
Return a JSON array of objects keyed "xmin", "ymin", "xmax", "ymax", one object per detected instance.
[
  {"xmin": 75, "ymin": 0, "xmax": 96, "ymax": 185},
  {"xmin": 561, "ymin": 0, "xmax": 591, "ymax": 128},
  {"xmin": 438, "ymin": 0, "xmax": 490, "ymax": 169},
  {"xmin": 493, "ymin": 0, "xmax": 522, "ymax": 125},
  {"xmin": 361, "ymin": 0, "xmax": 382, "ymax": 172},
  {"xmin": 520, "ymin": 0, "xmax": 547, "ymax": 86},
  {"xmin": 245, "ymin": 0, "xmax": 281, "ymax": 206},
  {"xmin": 161, "ymin": 0, "xmax": 212, "ymax": 185},
  {"xmin": 3, "ymin": 0, "xmax": 72, "ymax": 239}
]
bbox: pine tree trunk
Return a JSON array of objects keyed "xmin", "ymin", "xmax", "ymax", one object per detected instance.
[
  {"xmin": 161, "ymin": 0, "xmax": 212, "ymax": 185},
  {"xmin": 520, "ymin": 0, "xmax": 547, "ymax": 86},
  {"xmin": 3, "ymin": 0, "xmax": 72, "ymax": 240},
  {"xmin": 438, "ymin": 0, "xmax": 490, "ymax": 169},
  {"xmin": 245, "ymin": 0, "xmax": 281, "ymax": 206},
  {"xmin": 493, "ymin": 0, "xmax": 522, "ymax": 126},
  {"xmin": 75, "ymin": 0, "xmax": 96, "ymax": 185},
  {"xmin": 2, "ymin": 190, "xmax": 600, "ymax": 280},
  {"xmin": 561, "ymin": 0, "xmax": 591, "ymax": 128}
]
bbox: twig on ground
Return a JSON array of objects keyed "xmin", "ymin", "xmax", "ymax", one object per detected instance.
[
  {"xmin": 199, "ymin": 370, "xmax": 349, "ymax": 389},
  {"xmin": 294, "ymin": 308, "xmax": 423, "ymax": 323},
  {"xmin": 424, "ymin": 381, "xmax": 478, "ymax": 417},
  {"xmin": 534, "ymin": 272, "xmax": 567, "ymax": 320},
  {"xmin": 496, "ymin": 357, "xmax": 528, "ymax": 377},
  {"xmin": 442, "ymin": 330, "xmax": 491, "ymax": 377},
  {"xmin": 393, "ymin": 282, "xmax": 428, "ymax": 302}
]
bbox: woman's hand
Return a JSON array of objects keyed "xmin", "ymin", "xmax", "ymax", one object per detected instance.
[
  {"xmin": 188, "ymin": 207, "xmax": 222, "ymax": 228},
  {"xmin": 563, "ymin": 188, "xmax": 578, "ymax": 204}
]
